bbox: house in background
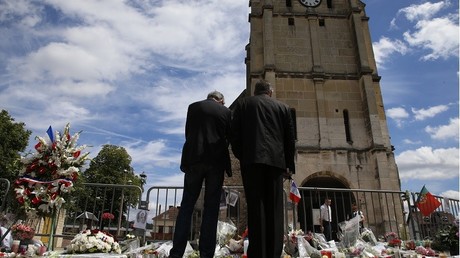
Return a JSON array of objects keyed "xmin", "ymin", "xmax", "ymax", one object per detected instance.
[{"xmin": 151, "ymin": 206, "xmax": 179, "ymax": 240}]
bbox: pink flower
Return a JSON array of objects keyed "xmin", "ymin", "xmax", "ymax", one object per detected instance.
[
  {"xmin": 102, "ymin": 212, "xmax": 115, "ymax": 220},
  {"xmin": 11, "ymin": 223, "xmax": 35, "ymax": 240}
]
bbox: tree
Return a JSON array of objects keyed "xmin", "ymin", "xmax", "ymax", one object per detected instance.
[
  {"xmin": 0, "ymin": 110, "xmax": 32, "ymax": 179},
  {"xmin": 72, "ymin": 145, "xmax": 143, "ymax": 225},
  {"xmin": 84, "ymin": 145, "xmax": 133, "ymax": 184},
  {"xmin": 0, "ymin": 110, "xmax": 31, "ymax": 211}
]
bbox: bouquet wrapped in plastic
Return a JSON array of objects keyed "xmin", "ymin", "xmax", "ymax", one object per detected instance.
[
  {"xmin": 338, "ymin": 215, "xmax": 361, "ymax": 247},
  {"xmin": 312, "ymin": 233, "xmax": 330, "ymax": 249},
  {"xmin": 360, "ymin": 228, "xmax": 378, "ymax": 246},
  {"xmin": 297, "ymin": 235, "xmax": 321, "ymax": 258},
  {"xmin": 216, "ymin": 220, "xmax": 237, "ymax": 247}
]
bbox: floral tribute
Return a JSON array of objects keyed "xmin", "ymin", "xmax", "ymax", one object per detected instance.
[
  {"xmin": 67, "ymin": 229, "xmax": 121, "ymax": 254},
  {"xmin": 11, "ymin": 223, "xmax": 35, "ymax": 241},
  {"xmin": 384, "ymin": 231, "xmax": 398, "ymax": 240},
  {"xmin": 101, "ymin": 212, "xmax": 115, "ymax": 220},
  {"xmin": 14, "ymin": 123, "xmax": 90, "ymax": 216}
]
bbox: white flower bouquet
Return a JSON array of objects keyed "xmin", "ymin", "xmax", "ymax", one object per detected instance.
[
  {"xmin": 360, "ymin": 228, "xmax": 378, "ymax": 245},
  {"xmin": 67, "ymin": 229, "xmax": 121, "ymax": 254}
]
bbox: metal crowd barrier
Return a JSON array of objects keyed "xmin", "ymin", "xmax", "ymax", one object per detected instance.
[
  {"xmin": 0, "ymin": 178, "xmax": 10, "ymax": 213},
  {"xmin": 145, "ymin": 184, "xmax": 459, "ymax": 243},
  {"xmin": 145, "ymin": 185, "xmax": 246, "ymax": 242},
  {"xmin": 0, "ymin": 178, "xmax": 458, "ymax": 249},
  {"xmin": 287, "ymin": 186, "xmax": 459, "ymax": 241},
  {"xmin": 33, "ymin": 183, "xmax": 143, "ymax": 249}
]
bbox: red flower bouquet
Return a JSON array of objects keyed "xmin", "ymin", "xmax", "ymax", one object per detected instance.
[
  {"xmin": 11, "ymin": 223, "xmax": 35, "ymax": 241},
  {"xmin": 384, "ymin": 231, "xmax": 398, "ymax": 240},
  {"xmin": 388, "ymin": 238, "xmax": 402, "ymax": 247},
  {"xmin": 102, "ymin": 212, "xmax": 115, "ymax": 220}
]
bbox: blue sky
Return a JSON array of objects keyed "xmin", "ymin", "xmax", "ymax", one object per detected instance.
[{"xmin": 0, "ymin": 0, "xmax": 458, "ymax": 202}]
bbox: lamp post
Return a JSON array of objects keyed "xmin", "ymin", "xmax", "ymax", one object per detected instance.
[
  {"xmin": 140, "ymin": 171, "xmax": 147, "ymax": 190},
  {"xmin": 139, "ymin": 172, "xmax": 148, "ymax": 210},
  {"xmin": 138, "ymin": 171, "xmax": 148, "ymax": 244}
]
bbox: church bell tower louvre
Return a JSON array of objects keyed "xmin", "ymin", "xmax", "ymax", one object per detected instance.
[{"xmin": 225, "ymin": 0, "xmax": 404, "ymax": 234}]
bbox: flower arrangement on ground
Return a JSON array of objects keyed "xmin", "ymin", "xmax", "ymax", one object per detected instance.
[
  {"xmin": 360, "ymin": 228, "xmax": 377, "ymax": 245},
  {"xmin": 284, "ymin": 229, "xmax": 303, "ymax": 256},
  {"xmin": 67, "ymin": 229, "xmax": 121, "ymax": 254},
  {"xmin": 14, "ymin": 124, "xmax": 89, "ymax": 216},
  {"xmin": 384, "ymin": 231, "xmax": 398, "ymax": 240},
  {"xmin": 101, "ymin": 212, "xmax": 115, "ymax": 220},
  {"xmin": 11, "ymin": 223, "xmax": 35, "ymax": 241},
  {"xmin": 383, "ymin": 231, "xmax": 401, "ymax": 247},
  {"xmin": 431, "ymin": 220, "xmax": 459, "ymax": 255},
  {"xmin": 388, "ymin": 238, "xmax": 401, "ymax": 247},
  {"xmin": 415, "ymin": 245, "xmax": 436, "ymax": 256}
]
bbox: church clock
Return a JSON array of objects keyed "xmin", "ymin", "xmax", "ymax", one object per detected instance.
[{"xmin": 299, "ymin": 0, "xmax": 321, "ymax": 7}]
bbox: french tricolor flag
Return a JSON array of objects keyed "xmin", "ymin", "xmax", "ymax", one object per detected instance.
[{"xmin": 289, "ymin": 181, "xmax": 301, "ymax": 204}]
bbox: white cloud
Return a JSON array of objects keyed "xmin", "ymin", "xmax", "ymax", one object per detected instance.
[
  {"xmin": 389, "ymin": 18, "xmax": 398, "ymax": 30},
  {"xmin": 397, "ymin": 1, "xmax": 459, "ymax": 61},
  {"xmin": 441, "ymin": 190, "xmax": 460, "ymax": 200},
  {"xmin": 396, "ymin": 146, "xmax": 459, "ymax": 181},
  {"xmin": 148, "ymin": 172, "xmax": 184, "ymax": 187},
  {"xmin": 386, "ymin": 107, "xmax": 410, "ymax": 119},
  {"xmin": 403, "ymin": 15, "xmax": 459, "ymax": 60},
  {"xmin": 0, "ymin": 0, "xmax": 42, "ymax": 27},
  {"xmin": 136, "ymin": 72, "xmax": 245, "ymax": 135},
  {"xmin": 124, "ymin": 139, "xmax": 181, "ymax": 169},
  {"xmin": 376, "ymin": 1, "xmax": 459, "ymax": 65},
  {"xmin": 397, "ymin": 1, "xmax": 446, "ymax": 22},
  {"xmin": 386, "ymin": 107, "xmax": 410, "ymax": 127},
  {"xmin": 411, "ymin": 104, "xmax": 449, "ymax": 120},
  {"xmin": 425, "ymin": 117, "xmax": 459, "ymax": 141},
  {"xmin": 0, "ymin": 0, "xmax": 249, "ymax": 142},
  {"xmin": 403, "ymin": 139, "xmax": 422, "ymax": 145},
  {"xmin": 372, "ymin": 37, "xmax": 408, "ymax": 67}
]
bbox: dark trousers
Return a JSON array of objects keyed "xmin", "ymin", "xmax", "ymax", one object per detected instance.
[
  {"xmin": 241, "ymin": 164, "xmax": 284, "ymax": 258},
  {"xmin": 170, "ymin": 163, "xmax": 224, "ymax": 258},
  {"xmin": 323, "ymin": 220, "xmax": 332, "ymax": 241}
]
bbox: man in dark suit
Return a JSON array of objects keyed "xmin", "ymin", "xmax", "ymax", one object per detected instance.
[
  {"xmin": 170, "ymin": 91, "xmax": 232, "ymax": 258},
  {"xmin": 231, "ymin": 80, "xmax": 296, "ymax": 258}
]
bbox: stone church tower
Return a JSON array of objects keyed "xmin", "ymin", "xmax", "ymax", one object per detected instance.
[{"xmin": 227, "ymin": 0, "xmax": 403, "ymax": 234}]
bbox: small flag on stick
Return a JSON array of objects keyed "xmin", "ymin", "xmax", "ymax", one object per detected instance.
[
  {"xmin": 416, "ymin": 185, "xmax": 441, "ymax": 216},
  {"xmin": 289, "ymin": 181, "xmax": 301, "ymax": 204},
  {"xmin": 46, "ymin": 126, "xmax": 54, "ymax": 143}
]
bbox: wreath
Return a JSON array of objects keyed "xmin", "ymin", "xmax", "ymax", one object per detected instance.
[{"xmin": 14, "ymin": 123, "xmax": 90, "ymax": 216}]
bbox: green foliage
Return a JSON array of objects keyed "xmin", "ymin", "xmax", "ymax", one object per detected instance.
[
  {"xmin": 432, "ymin": 224, "xmax": 459, "ymax": 254},
  {"xmin": 0, "ymin": 110, "xmax": 31, "ymax": 212},
  {"xmin": 0, "ymin": 110, "xmax": 32, "ymax": 181},
  {"xmin": 84, "ymin": 145, "xmax": 133, "ymax": 184},
  {"xmin": 72, "ymin": 145, "xmax": 144, "ymax": 220}
]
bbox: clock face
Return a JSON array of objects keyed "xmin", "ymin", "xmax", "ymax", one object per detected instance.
[{"xmin": 299, "ymin": 0, "xmax": 322, "ymax": 7}]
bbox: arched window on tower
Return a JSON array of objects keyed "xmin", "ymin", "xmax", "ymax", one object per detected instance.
[{"xmin": 343, "ymin": 109, "xmax": 352, "ymax": 144}]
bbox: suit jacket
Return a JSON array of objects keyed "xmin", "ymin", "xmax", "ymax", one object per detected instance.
[
  {"xmin": 180, "ymin": 99, "xmax": 232, "ymax": 176},
  {"xmin": 231, "ymin": 94, "xmax": 296, "ymax": 172}
]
